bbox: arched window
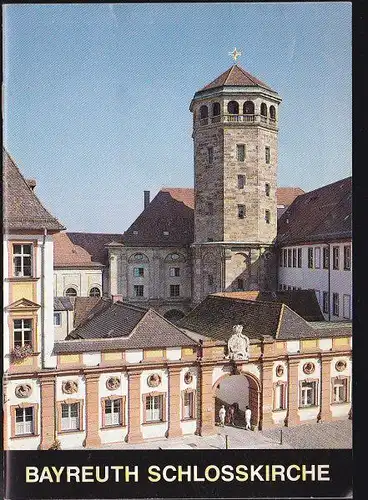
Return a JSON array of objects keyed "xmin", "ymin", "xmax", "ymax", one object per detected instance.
[
  {"xmin": 200, "ymin": 105, "xmax": 208, "ymax": 119},
  {"xmin": 260, "ymin": 103, "xmax": 268, "ymax": 117},
  {"xmin": 89, "ymin": 287, "xmax": 101, "ymax": 297},
  {"xmin": 243, "ymin": 101, "xmax": 255, "ymax": 115},
  {"xmin": 270, "ymin": 105, "xmax": 276, "ymax": 120},
  {"xmin": 212, "ymin": 102, "xmax": 220, "ymax": 116},
  {"xmin": 65, "ymin": 287, "xmax": 77, "ymax": 297},
  {"xmin": 227, "ymin": 101, "xmax": 239, "ymax": 115}
]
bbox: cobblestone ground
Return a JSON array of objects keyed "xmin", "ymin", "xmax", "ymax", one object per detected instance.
[{"xmin": 90, "ymin": 419, "xmax": 351, "ymax": 450}]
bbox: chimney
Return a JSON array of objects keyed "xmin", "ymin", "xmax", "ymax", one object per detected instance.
[
  {"xmin": 112, "ymin": 294, "xmax": 123, "ymax": 303},
  {"xmin": 26, "ymin": 179, "xmax": 37, "ymax": 191},
  {"xmin": 144, "ymin": 190, "xmax": 150, "ymax": 210}
]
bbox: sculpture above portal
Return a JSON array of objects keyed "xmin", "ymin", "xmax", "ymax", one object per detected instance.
[{"xmin": 226, "ymin": 324, "xmax": 250, "ymax": 361}]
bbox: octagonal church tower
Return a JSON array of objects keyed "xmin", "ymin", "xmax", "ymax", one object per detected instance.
[{"xmin": 190, "ymin": 62, "xmax": 282, "ymax": 304}]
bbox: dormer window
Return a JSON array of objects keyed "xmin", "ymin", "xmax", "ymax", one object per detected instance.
[{"xmin": 133, "ymin": 230, "xmax": 138, "ymax": 235}]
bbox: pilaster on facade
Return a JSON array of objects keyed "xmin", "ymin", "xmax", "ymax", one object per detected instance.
[
  {"xmin": 286, "ymin": 358, "xmax": 300, "ymax": 427},
  {"xmin": 166, "ymin": 366, "xmax": 183, "ymax": 438},
  {"xmin": 84, "ymin": 374, "xmax": 101, "ymax": 448},
  {"xmin": 197, "ymin": 362, "xmax": 216, "ymax": 436},
  {"xmin": 318, "ymin": 354, "xmax": 333, "ymax": 422},
  {"xmin": 39, "ymin": 376, "xmax": 56, "ymax": 450},
  {"xmin": 260, "ymin": 360, "xmax": 274, "ymax": 429},
  {"xmin": 126, "ymin": 370, "xmax": 143, "ymax": 443}
]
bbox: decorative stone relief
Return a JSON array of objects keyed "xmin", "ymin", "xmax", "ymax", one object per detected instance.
[
  {"xmin": 106, "ymin": 376, "xmax": 121, "ymax": 390},
  {"xmin": 184, "ymin": 371, "xmax": 193, "ymax": 384},
  {"xmin": 226, "ymin": 325, "xmax": 250, "ymax": 361},
  {"xmin": 275, "ymin": 365, "xmax": 284, "ymax": 377},
  {"xmin": 303, "ymin": 362, "xmax": 315, "ymax": 375},
  {"xmin": 147, "ymin": 373, "xmax": 161, "ymax": 388},
  {"xmin": 15, "ymin": 384, "xmax": 32, "ymax": 398},
  {"xmin": 335, "ymin": 360, "xmax": 347, "ymax": 372},
  {"xmin": 62, "ymin": 380, "xmax": 78, "ymax": 394}
]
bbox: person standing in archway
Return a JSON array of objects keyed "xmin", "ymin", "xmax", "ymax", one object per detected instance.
[
  {"xmin": 219, "ymin": 405, "xmax": 226, "ymax": 427},
  {"xmin": 245, "ymin": 406, "xmax": 252, "ymax": 430}
]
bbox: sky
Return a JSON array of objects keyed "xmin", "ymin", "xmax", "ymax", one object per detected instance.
[{"xmin": 3, "ymin": 3, "xmax": 351, "ymax": 233}]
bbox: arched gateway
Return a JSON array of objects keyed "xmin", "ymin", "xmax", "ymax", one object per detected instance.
[{"xmin": 213, "ymin": 372, "xmax": 261, "ymax": 429}]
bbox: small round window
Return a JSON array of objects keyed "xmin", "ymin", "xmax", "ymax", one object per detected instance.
[
  {"xmin": 65, "ymin": 287, "xmax": 77, "ymax": 297},
  {"xmin": 89, "ymin": 287, "xmax": 101, "ymax": 297}
]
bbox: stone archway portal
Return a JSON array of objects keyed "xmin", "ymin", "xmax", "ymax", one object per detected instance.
[{"xmin": 213, "ymin": 373, "xmax": 260, "ymax": 429}]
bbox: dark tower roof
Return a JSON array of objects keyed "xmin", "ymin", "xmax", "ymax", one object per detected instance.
[{"xmin": 200, "ymin": 64, "xmax": 274, "ymax": 92}]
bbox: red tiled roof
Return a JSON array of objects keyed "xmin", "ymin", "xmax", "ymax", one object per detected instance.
[
  {"xmin": 201, "ymin": 64, "xmax": 273, "ymax": 92},
  {"xmin": 53, "ymin": 232, "xmax": 100, "ymax": 267},
  {"xmin": 161, "ymin": 188, "xmax": 194, "ymax": 209},
  {"xmin": 277, "ymin": 177, "xmax": 352, "ymax": 245},
  {"xmin": 276, "ymin": 187, "xmax": 305, "ymax": 207},
  {"xmin": 3, "ymin": 149, "xmax": 65, "ymax": 232},
  {"xmin": 67, "ymin": 232, "xmax": 124, "ymax": 266}
]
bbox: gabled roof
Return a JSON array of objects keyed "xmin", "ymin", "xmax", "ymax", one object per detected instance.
[
  {"xmin": 3, "ymin": 149, "xmax": 65, "ymax": 232},
  {"xmin": 54, "ymin": 297, "xmax": 74, "ymax": 311},
  {"xmin": 277, "ymin": 177, "xmax": 352, "ymax": 245},
  {"xmin": 201, "ymin": 64, "xmax": 274, "ymax": 92},
  {"xmin": 123, "ymin": 187, "xmax": 301, "ymax": 247},
  {"xmin": 66, "ymin": 301, "xmax": 197, "ymax": 349},
  {"xmin": 178, "ymin": 294, "xmax": 351, "ymax": 342},
  {"xmin": 73, "ymin": 297, "xmax": 112, "ymax": 328},
  {"xmin": 123, "ymin": 188, "xmax": 194, "ymax": 246},
  {"xmin": 67, "ymin": 232, "xmax": 124, "ymax": 266},
  {"xmin": 53, "ymin": 232, "xmax": 102, "ymax": 267}
]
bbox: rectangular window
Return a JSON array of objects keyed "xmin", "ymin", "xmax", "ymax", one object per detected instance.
[
  {"xmin": 274, "ymin": 383, "xmax": 287, "ymax": 410},
  {"xmin": 13, "ymin": 244, "xmax": 32, "ymax": 277},
  {"xmin": 207, "ymin": 147, "xmax": 213, "ymax": 165},
  {"xmin": 206, "ymin": 201, "xmax": 214, "ymax": 215},
  {"xmin": 265, "ymin": 210, "xmax": 271, "ymax": 224},
  {"xmin": 13, "ymin": 319, "xmax": 32, "ymax": 348},
  {"xmin": 170, "ymin": 284, "xmax": 180, "ymax": 297},
  {"xmin": 104, "ymin": 399, "xmax": 121, "ymax": 426},
  {"xmin": 238, "ymin": 205, "xmax": 246, "ymax": 219},
  {"xmin": 333, "ymin": 247, "xmax": 339, "ymax": 270},
  {"xmin": 237, "ymin": 174, "xmax": 246, "ymax": 189},
  {"xmin": 133, "ymin": 285, "xmax": 144, "ymax": 297},
  {"xmin": 145, "ymin": 395, "xmax": 163, "ymax": 422},
  {"xmin": 283, "ymin": 249, "xmax": 288, "ymax": 267},
  {"xmin": 343, "ymin": 294, "xmax": 351, "ymax": 319},
  {"xmin": 300, "ymin": 381, "xmax": 318, "ymax": 407},
  {"xmin": 53, "ymin": 312, "xmax": 62, "ymax": 327},
  {"xmin": 133, "ymin": 267, "xmax": 144, "ymax": 277},
  {"xmin": 287, "ymin": 249, "xmax": 292, "ymax": 268},
  {"xmin": 308, "ymin": 248, "xmax": 314, "ymax": 269},
  {"xmin": 323, "ymin": 247, "xmax": 329, "ymax": 269},
  {"xmin": 183, "ymin": 391, "xmax": 195, "ymax": 419},
  {"xmin": 332, "ymin": 292, "xmax": 339, "ymax": 316},
  {"xmin": 61, "ymin": 403, "xmax": 79, "ymax": 431},
  {"xmin": 332, "ymin": 378, "xmax": 349, "ymax": 404},
  {"xmin": 265, "ymin": 146, "xmax": 271, "ymax": 164},
  {"xmin": 292, "ymin": 249, "xmax": 297, "ymax": 268},
  {"xmin": 237, "ymin": 278, "xmax": 244, "ymax": 291},
  {"xmin": 322, "ymin": 292, "xmax": 329, "ymax": 314},
  {"xmin": 15, "ymin": 407, "xmax": 34, "ymax": 436},
  {"xmin": 297, "ymin": 248, "xmax": 302, "ymax": 268},
  {"xmin": 169, "ymin": 267, "xmax": 180, "ymax": 277},
  {"xmin": 344, "ymin": 245, "xmax": 351, "ymax": 270},
  {"xmin": 236, "ymin": 144, "xmax": 245, "ymax": 162},
  {"xmin": 314, "ymin": 247, "xmax": 321, "ymax": 269},
  {"xmin": 265, "ymin": 183, "xmax": 270, "ymax": 197}
]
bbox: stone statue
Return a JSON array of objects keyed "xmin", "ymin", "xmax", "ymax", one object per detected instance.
[{"xmin": 226, "ymin": 324, "xmax": 250, "ymax": 361}]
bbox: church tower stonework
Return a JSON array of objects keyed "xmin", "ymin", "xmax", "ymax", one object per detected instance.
[{"xmin": 190, "ymin": 62, "xmax": 282, "ymax": 304}]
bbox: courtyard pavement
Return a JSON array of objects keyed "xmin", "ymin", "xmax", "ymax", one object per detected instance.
[{"xmin": 91, "ymin": 419, "xmax": 352, "ymax": 450}]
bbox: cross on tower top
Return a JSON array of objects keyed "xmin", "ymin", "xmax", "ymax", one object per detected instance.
[{"xmin": 229, "ymin": 47, "xmax": 242, "ymax": 63}]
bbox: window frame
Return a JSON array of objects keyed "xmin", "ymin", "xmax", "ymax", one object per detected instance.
[
  {"xmin": 322, "ymin": 292, "xmax": 329, "ymax": 314},
  {"xmin": 57, "ymin": 399, "xmax": 84, "ymax": 433},
  {"xmin": 265, "ymin": 183, "xmax": 270, "ymax": 197},
  {"xmin": 299, "ymin": 380, "xmax": 319, "ymax": 408},
  {"xmin": 323, "ymin": 247, "xmax": 329, "ymax": 269},
  {"xmin": 101, "ymin": 396, "xmax": 126, "ymax": 428},
  {"xmin": 237, "ymin": 174, "xmax": 246, "ymax": 189},
  {"xmin": 273, "ymin": 381, "xmax": 287, "ymax": 411},
  {"xmin": 11, "ymin": 403, "xmax": 39, "ymax": 438},
  {"xmin": 89, "ymin": 287, "xmax": 101, "ymax": 297},
  {"xmin": 265, "ymin": 146, "xmax": 271, "ymax": 164},
  {"xmin": 133, "ymin": 284, "xmax": 144, "ymax": 297},
  {"xmin": 181, "ymin": 389, "xmax": 196, "ymax": 420},
  {"xmin": 343, "ymin": 245, "xmax": 351, "ymax": 271},
  {"xmin": 53, "ymin": 312, "xmax": 62, "ymax": 327},
  {"xmin": 236, "ymin": 144, "xmax": 246, "ymax": 162},
  {"xmin": 142, "ymin": 393, "xmax": 166, "ymax": 424},
  {"xmin": 292, "ymin": 249, "xmax": 297, "ymax": 268},
  {"xmin": 332, "ymin": 292, "xmax": 339, "ymax": 316},
  {"xmin": 265, "ymin": 210, "xmax": 271, "ymax": 224},
  {"xmin": 169, "ymin": 267, "xmax": 180, "ymax": 277},
  {"xmin": 314, "ymin": 247, "xmax": 321, "ymax": 269},
  {"xmin": 170, "ymin": 284, "xmax": 180, "ymax": 297},
  {"xmin": 332, "ymin": 246, "xmax": 340, "ymax": 270},
  {"xmin": 12, "ymin": 243, "xmax": 33, "ymax": 278},
  {"xmin": 297, "ymin": 248, "xmax": 302, "ymax": 268},
  {"xmin": 331, "ymin": 376, "xmax": 350, "ymax": 404},
  {"xmin": 13, "ymin": 318, "xmax": 33, "ymax": 349},
  {"xmin": 238, "ymin": 204, "xmax": 246, "ymax": 219},
  {"xmin": 343, "ymin": 294, "xmax": 351, "ymax": 319},
  {"xmin": 133, "ymin": 267, "xmax": 144, "ymax": 278},
  {"xmin": 307, "ymin": 248, "xmax": 314, "ymax": 269},
  {"xmin": 283, "ymin": 249, "xmax": 288, "ymax": 267},
  {"xmin": 65, "ymin": 287, "xmax": 77, "ymax": 297},
  {"xmin": 207, "ymin": 147, "xmax": 214, "ymax": 165},
  {"xmin": 287, "ymin": 249, "xmax": 292, "ymax": 268}
]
